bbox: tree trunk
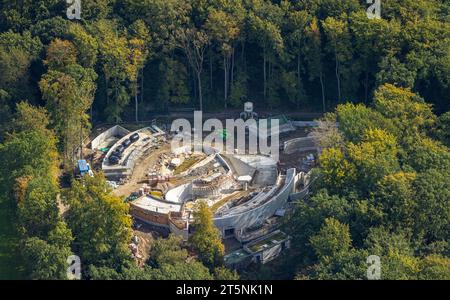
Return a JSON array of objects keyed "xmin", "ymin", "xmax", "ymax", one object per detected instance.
[
  {"xmin": 79, "ymin": 120, "xmax": 83, "ymax": 160},
  {"xmin": 105, "ymin": 75, "xmax": 109, "ymax": 105},
  {"xmin": 335, "ymin": 51, "xmax": 341, "ymax": 103},
  {"xmin": 224, "ymin": 56, "xmax": 228, "ymax": 109},
  {"xmin": 115, "ymin": 77, "xmax": 119, "ymax": 124},
  {"xmin": 263, "ymin": 50, "xmax": 267, "ymax": 101},
  {"xmin": 231, "ymin": 48, "xmax": 235, "ymax": 89},
  {"xmin": 64, "ymin": 121, "xmax": 69, "ymax": 169},
  {"xmin": 241, "ymin": 41, "xmax": 246, "ymax": 73},
  {"xmin": 209, "ymin": 50, "xmax": 213, "ymax": 90},
  {"xmin": 197, "ymin": 71, "xmax": 203, "ymax": 111},
  {"xmin": 141, "ymin": 67, "xmax": 144, "ymax": 104},
  {"xmin": 320, "ymin": 70, "xmax": 326, "ymax": 113},
  {"xmin": 297, "ymin": 54, "xmax": 302, "ymax": 108},
  {"xmin": 364, "ymin": 69, "xmax": 369, "ymax": 104},
  {"xmin": 135, "ymin": 83, "xmax": 139, "ymax": 122}
]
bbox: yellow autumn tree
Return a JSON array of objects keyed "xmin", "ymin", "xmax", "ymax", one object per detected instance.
[{"xmin": 189, "ymin": 201, "xmax": 225, "ymax": 270}]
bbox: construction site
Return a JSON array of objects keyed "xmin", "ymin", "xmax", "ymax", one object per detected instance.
[{"xmin": 83, "ymin": 104, "xmax": 319, "ymax": 268}]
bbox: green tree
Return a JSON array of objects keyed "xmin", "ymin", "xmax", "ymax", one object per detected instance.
[
  {"xmin": 21, "ymin": 220, "xmax": 73, "ymax": 281},
  {"xmin": 228, "ymin": 69, "xmax": 248, "ymax": 107},
  {"xmin": 417, "ymin": 255, "xmax": 450, "ymax": 280},
  {"xmin": 176, "ymin": 27, "xmax": 210, "ymax": 111},
  {"xmin": 45, "ymin": 39, "xmax": 78, "ymax": 71},
  {"xmin": 88, "ymin": 262, "xmax": 154, "ymax": 280},
  {"xmin": 149, "ymin": 235, "xmax": 190, "ymax": 267},
  {"xmin": 64, "ymin": 175, "xmax": 133, "ymax": 268},
  {"xmin": 157, "ymin": 58, "xmax": 190, "ymax": 107},
  {"xmin": 433, "ymin": 111, "xmax": 450, "ymax": 147},
  {"xmin": 349, "ymin": 11, "xmax": 401, "ymax": 102},
  {"xmin": 90, "ymin": 20, "xmax": 136, "ymax": 122},
  {"xmin": 81, "ymin": 0, "xmax": 113, "ymax": 20},
  {"xmin": 0, "ymin": 46, "xmax": 30, "ymax": 93},
  {"xmin": 407, "ymin": 137, "xmax": 450, "ymax": 172},
  {"xmin": 0, "ymin": 130, "xmax": 59, "ymax": 194},
  {"xmin": 13, "ymin": 102, "xmax": 53, "ymax": 136},
  {"xmin": 375, "ymin": 172, "xmax": 417, "ymax": 231},
  {"xmin": 39, "ymin": 71, "xmax": 80, "ymax": 166},
  {"xmin": 322, "ymin": 16, "xmax": 352, "ymax": 103},
  {"xmin": 364, "ymin": 227, "xmax": 419, "ymax": 280},
  {"xmin": 333, "ymin": 103, "xmax": 393, "ymax": 143},
  {"xmin": 318, "ymin": 147, "xmax": 356, "ymax": 194},
  {"xmin": 247, "ymin": 0, "xmax": 284, "ymax": 103},
  {"xmin": 0, "ymin": 0, "xmax": 63, "ymax": 32},
  {"xmin": 0, "ymin": 31, "xmax": 42, "ymax": 58},
  {"xmin": 310, "ymin": 218, "xmax": 352, "ymax": 259},
  {"xmin": 304, "ymin": 17, "xmax": 326, "ymax": 111},
  {"xmin": 68, "ymin": 23, "xmax": 99, "ymax": 68},
  {"xmin": 148, "ymin": 234, "xmax": 214, "ymax": 280},
  {"xmin": 284, "ymin": 8, "xmax": 310, "ymax": 109},
  {"xmin": 373, "ymin": 84, "xmax": 436, "ymax": 147},
  {"xmin": 311, "ymin": 249, "xmax": 369, "ymax": 280},
  {"xmin": 0, "ymin": 90, "xmax": 12, "ymax": 140},
  {"xmin": 22, "ymin": 237, "xmax": 72, "ymax": 280},
  {"xmin": 128, "ymin": 20, "xmax": 151, "ymax": 122},
  {"xmin": 376, "ymin": 55, "xmax": 417, "ymax": 88},
  {"xmin": 189, "ymin": 201, "xmax": 225, "ymax": 269},
  {"xmin": 413, "ymin": 169, "xmax": 450, "ymax": 242},
  {"xmin": 205, "ymin": 1, "xmax": 245, "ymax": 108},
  {"xmin": 308, "ymin": 217, "xmax": 369, "ymax": 280},
  {"xmin": 121, "ymin": 0, "xmax": 191, "ymax": 54},
  {"xmin": 213, "ymin": 266, "xmax": 239, "ymax": 280},
  {"xmin": 285, "ymin": 189, "xmax": 351, "ymax": 265},
  {"xmin": 151, "ymin": 260, "xmax": 213, "ymax": 280},
  {"xmin": 346, "ymin": 129, "xmax": 400, "ymax": 193},
  {"xmin": 17, "ymin": 176, "xmax": 59, "ymax": 238},
  {"xmin": 40, "ymin": 63, "xmax": 97, "ymax": 167},
  {"xmin": 30, "ymin": 17, "xmax": 71, "ymax": 44},
  {"xmin": 0, "ymin": 31, "xmax": 42, "ymax": 102}
]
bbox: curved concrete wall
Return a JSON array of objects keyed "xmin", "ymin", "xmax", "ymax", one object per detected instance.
[
  {"xmin": 102, "ymin": 127, "xmax": 155, "ymax": 179},
  {"xmin": 165, "ymin": 183, "xmax": 192, "ymax": 204},
  {"xmin": 291, "ymin": 121, "xmax": 318, "ymax": 127},
  {"xmin": 213, "ymin": 168, "xmax": 296, "ymax": 232},
  {"xmin": 219, "ymin": 154, "xmax": 256, "ymax": 178},
  {"xmin": 91, "ymin": 125, "xmax": 129, "ymax": 150},
  {"xmin": 215, "ymin": 154, "xmax": 232, "ymax": 174},
  {"xmin": 283, "ymin": 137, "xmax": 316, "ymax": 154}
]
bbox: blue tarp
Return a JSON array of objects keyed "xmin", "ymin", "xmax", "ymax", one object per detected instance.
[{"xmin": 78, "ymin": 160, "xmax": 89, "ymax": 173}]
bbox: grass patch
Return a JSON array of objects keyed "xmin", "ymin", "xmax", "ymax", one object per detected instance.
[
  {"xmin": 248, "ymin": 231, "xmax": 287, "ymax": 253},
  {"xmin": 211, "ymin": 191, "xmax": 248, "ymax": 213},
  {"xmin": 173, "ymin": 156, "xmax": 202, "ymax": 175}
]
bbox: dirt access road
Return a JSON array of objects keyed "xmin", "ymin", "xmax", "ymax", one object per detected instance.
[{"xmin": 113, "ymin": 143, "xmax": 171, "ymax": 198}]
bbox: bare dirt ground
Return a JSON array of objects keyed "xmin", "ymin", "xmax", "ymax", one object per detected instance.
[
  {"xmin": 108, "ymin": 142, "xmax": 173, "ymax": 264},
  {"xmin": 113, "ymin": 143, "xmax": 171, "ymax": 198},
  {"xmin": 132, "ymin": 227, "xmax": 155, "ymax": 266}
]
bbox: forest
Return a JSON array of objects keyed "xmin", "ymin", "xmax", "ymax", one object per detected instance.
[{"xmin": 0, "ymin": 0, "xmax": 449, "ymax": 280}]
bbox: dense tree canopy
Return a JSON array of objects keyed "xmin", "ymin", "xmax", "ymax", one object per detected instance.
[
  {"xmin": 0, "ymin": 0, "xmax": 447, "ymax": 123},
  {"xmin": 0, "ymin": 0, "xmax": 448, "ymax": 281},
  {"xmin": 286, "ymin": 84, "xmax": 450, "ymax": 280},
  {"xmin": 63, "ymin": 175, "xmax": 133, "ymax": 269},
  {"xmin": 0, "ymin": 103, "xmax": 73, "ymax": 280}
]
